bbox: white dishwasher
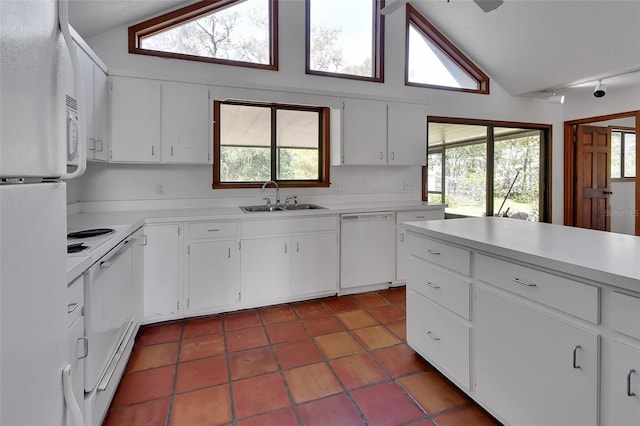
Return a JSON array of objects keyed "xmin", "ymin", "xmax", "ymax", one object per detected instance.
[{"xmin": 340, "ymin": 212, "xmax": 396, "ymax": 289}]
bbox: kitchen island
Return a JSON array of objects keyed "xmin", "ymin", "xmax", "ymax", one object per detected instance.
[{"xmin": 403, "ymin": 217, "xmax": 640, "ymax": 426}]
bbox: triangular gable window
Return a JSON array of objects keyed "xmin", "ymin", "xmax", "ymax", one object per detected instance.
[
  {"xmin": 405, "ymin": 4, "xmax": 489, "ymax": 94},
  {"xmin": 129, "ymin": 0, "xmax": 278, "ymax": 70}
]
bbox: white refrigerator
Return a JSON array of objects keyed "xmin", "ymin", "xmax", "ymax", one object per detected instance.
[{"xmin": 1, "ymin": 0, "xmax": 86, "ymax": 424}]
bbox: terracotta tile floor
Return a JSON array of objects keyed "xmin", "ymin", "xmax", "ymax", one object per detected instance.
[{"xmin": 105, "ymin": 287, "xmax": 502, "ymax": 426}]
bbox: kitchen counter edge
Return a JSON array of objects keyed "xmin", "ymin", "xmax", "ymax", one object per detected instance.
[{"xmin": 403, "ymin": 216, "xmax": 640, "ymax": 293}]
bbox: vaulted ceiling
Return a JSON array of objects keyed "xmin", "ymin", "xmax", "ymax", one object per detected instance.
[{"xmin": 69, "ymin": 0, "xmax": 640, "ymax": 99}]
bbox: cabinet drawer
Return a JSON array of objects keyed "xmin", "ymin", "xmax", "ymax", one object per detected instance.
[
  {"xmin": 610, "ymin": 291, "xmax": 640, "ymax": 340},
  {"xmin": 407, "ymin": 290, "xmax": 470, "ymax": 390},
  {"xmin": 189, "ymin": 221, "xmax": 237, "ymax": 240},
  {"xmin": 476, "ymin": 253, "xmax": 600, "ymax": 324},
  {"xmin": 406, "ymin": 233, "xmax": 471, "ymax": 276},
  {"xmin": 407, "ymin": 257, "xmax": 470, "ymax": 319},
  {"xmin": 67, "ymin": 274, "xmax": 84, "ymax": 327},
  {"xmin": 397, "ymin": 210, "xmax": 443, "ymax": 224}
]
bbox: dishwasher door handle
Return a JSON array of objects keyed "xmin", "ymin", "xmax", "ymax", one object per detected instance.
[{"xmin": 100, "ymin": 238, "xmax": 135, "ymax": 269}]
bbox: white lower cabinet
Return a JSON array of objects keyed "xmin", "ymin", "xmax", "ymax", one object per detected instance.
[
  {"xmin": 240, "ymin": 232, "xmax": 338, "ymax": 305},
  {"xmin": 603, "ymin": 341, "xmax": 640, "ymax": 425},
  {"xmin": 407, "ymin": 289, "xmax": 470, "ymax": 389},
  {"xmin": 240, "ymin": 216, "xmax": 339, "ymax": 306},
  {"xmin": 142, "ymin": 223, "xmax": 182, "ymax": 320},
  {"xmin": 185, "ymin": 221, "xmax": 239, "ymax": 314},
  {"xmin": 291, "ymin": 232, "xmax": 338, "ymax": 297},
  {"xmin": 240, "ymin": 237, "xmax": 291, "ymax": 306},
  {"xmin": 474, "ymin": 286, "xmax": 599, "ymax": 426},
  {"xmin": 187, "ymin": 240, "xmax": 239, "ymax": 314}
]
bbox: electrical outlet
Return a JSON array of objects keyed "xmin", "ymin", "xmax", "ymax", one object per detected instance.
[
  {"xmin": 156, "ymin": 183, "xmax": 164, "ymax": 195},
  {"xmin": 334, "ymin": 183, "xmax": 343, "ymax": 191},
  {"xmin": 404, "ymin": 181, "xmax": 414, "ymax": 191}
]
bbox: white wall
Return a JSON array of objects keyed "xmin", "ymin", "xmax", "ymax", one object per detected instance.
[
  {"xmin": 610, "ymin": 181, "xmax": 636, "ymax": 235},
  {"xmin": 78, "ymin": 1, "xmax": 568, "ymax": 220}
]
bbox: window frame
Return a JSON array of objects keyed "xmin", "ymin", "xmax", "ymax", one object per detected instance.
[
  {"xmin": 424, "ymin": 117, "xmax": 552, "ymax": 222},
  {"xmin": 405, "ymin": 4, "xmax": 489, "ymax": 94},
  {"xmin": 304, "ymin": 0, "xmax": 385, "ymax": 82},
  {"xmin": 128, "ymin": 0, "xmax": 279, "ymax": 71},
  {"xmin": 610, "ymin": 126, "xmax": 636, "ymax": 181},
  {"xmin": 212, "ymin": 99, "xmax": 331, "ymax": 189}
]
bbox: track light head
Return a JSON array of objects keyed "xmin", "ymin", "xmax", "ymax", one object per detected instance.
[{"xmin": 594, "ymin": 80, "xmax": 607, "ymax": 98}]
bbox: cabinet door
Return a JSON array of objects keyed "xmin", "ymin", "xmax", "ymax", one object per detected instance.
[
  {"xmin": 292, "ymin": 232, "xmax": 338, "ymax": 297},
  {"xmin": 188, "ymin": 240, "xmax": 239, "ymax": 313},
  {"xmin": 143, "ymin": 224, "xmax": 181, "ymax": 319},
  {"xmin": 240, "ymin": 237, "xmax": 291, "ymax": 305},
  {"xmin": 161, "ymin": 82, "xmax": 211, "ymax": 164},
  {"xmin": 92, "ymin": 67, "xmax": 109, "ymax": 162},
  {"xmin": 77, "ymin": 48, "xmax": 95, "ymax": 160},
  {"xmin": 603, "ymin": 341, "xmax": 640, "ymax": 426},
  {"xmin": 475, "ymin": 287, "xmax": 599, "ymax": 426},
  {"xmin": 110, "ymin": 77, "xmax": 160, "ymax": 162},
  {"xmin": 342, "ymin": 98, "xmax": 387, "ymax": 165},
  {"xmin": 387, "ymin": 102, "xmax": 427, "ymax": 166}
]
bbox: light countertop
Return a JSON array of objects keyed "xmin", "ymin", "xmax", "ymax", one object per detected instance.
[
  {"xmin": 68, "ymin": 201, "xmax": 444, "ymax": 231},
  {"xmin": 404, "ymin": 217, "xmax": 640, "ymax": 293}
]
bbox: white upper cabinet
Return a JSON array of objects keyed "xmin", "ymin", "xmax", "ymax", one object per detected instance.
[
  {"xmin": 110, "ymin": 76, "xmax": 161, "ymax": 163},
  {"xmin": 161, "ymin": 82, "xmax": 211, "ymax": 164},
  {"xmin": 77, "ymin": 45, "xmax": 109, "ymax": 162},
  {"xmin": 387, "ymin": 102, "xmax": 427, "ymax": 166},
  {"xmin": 110, "ymin": 77, "xmax": 211, "ymax": 164},
  {"xmin": 338, "ymin": 98, "xmax": 427, "ymax": 166},
  {"xmin": 342, "ymin": 98, "xmax": 388, "ymax": 165}
]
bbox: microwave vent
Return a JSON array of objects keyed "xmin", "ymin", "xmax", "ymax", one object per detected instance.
[{"xmin": 66, "ymin": 95, "xmax": 77, "ymax": 113}]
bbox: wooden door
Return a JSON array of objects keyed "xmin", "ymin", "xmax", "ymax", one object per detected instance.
[{"xmin": 575, "ymin": 125, "xmax": 611, "ymax": 231}]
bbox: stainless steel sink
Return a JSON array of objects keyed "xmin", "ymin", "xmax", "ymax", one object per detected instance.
[
  {"xmin": 283, "ymin": 203, "xmax": 325, "ymax": 210},
  {"xmin": 240, "ymin": 203, "xmax": 325, "ymax": 213},
  {"xmin": 241, "ymin": 205, "xmax": 285, "ymax": 212}
]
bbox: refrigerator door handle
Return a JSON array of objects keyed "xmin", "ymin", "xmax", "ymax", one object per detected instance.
[
  {"xmin": 58, "ymin": 0, "xmax": 86, "ymax": 180},
  {"xmin": 61, "ymin": 364, "xmax": 84, "ymax": 426}
]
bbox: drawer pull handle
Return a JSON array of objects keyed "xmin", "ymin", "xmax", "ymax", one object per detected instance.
[
  {"xmin": 572, "ymin": 345, "xmax": 582, "ymax": 369},
  {"xmin": 427, "ymin": 331, "xmax": 441, "ymax": 341},
  {"xmin": 77, "ymin": 337, "xmax": 89, "ymax": 360},
  {"xmin": 627, "ymin": 369, "xmax": 637, "ymax": 397},
  {"xmin": 208, "ymin": 228, "xmax": 220, "ymax": 232},
  {"xmin": 67, "ymin": 303, "xmax": 79, "ymax": 314},
  {"xmin": 427, "ymin": 249, "xmax": 441, "ymax": 255},
  {"xmin": 426, "ymin": 282, "xmax": 441, "ymax": 289},
  {"xmin": 415, "ymin": 215, "xmax": 425, "ymax": 219},
  {"xmin": 513, "ymin": 277, "xmax": 537, "ymax": 287}
]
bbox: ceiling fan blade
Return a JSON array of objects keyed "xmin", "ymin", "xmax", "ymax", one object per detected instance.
[
  {"xmin": 380, "ymin": 0, "xmax": 407, "ymax": 15},
  {"xmin": 473, "ymin": 0, "xmax": 504, "ymax": 13}
]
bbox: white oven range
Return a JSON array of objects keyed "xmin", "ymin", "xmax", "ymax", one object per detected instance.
[{"xmin": 67, "ymin": 224, "xmax": 140, "ymax": 426}]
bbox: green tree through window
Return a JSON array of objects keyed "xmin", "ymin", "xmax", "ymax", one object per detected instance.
[{"xmin": 213, "ymin": 101, "xmax": 330, "ymax": 189}]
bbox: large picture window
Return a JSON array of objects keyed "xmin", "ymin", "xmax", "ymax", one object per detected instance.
[
  {"xmin": 426, "ymin": 118, "xmax": 551, "ymax": 221},
  {"xmin": 129, "ymin": 0, "xmax": 278, "ymax": 70},
  {"xmin": 213, "ymin": 100, "xmax": 330, "ymax": 188},
  {"xmin": 306, "ymin": 0, "xmax": 384, "ymax": 82}
]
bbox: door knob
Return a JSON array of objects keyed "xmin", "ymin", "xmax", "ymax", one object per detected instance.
[{"xmin": 603, "ymin": 191, "xmax": 613, "ymax": 195}]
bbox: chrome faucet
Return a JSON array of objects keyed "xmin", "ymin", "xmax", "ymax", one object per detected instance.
[{"xmin": 261, "ymin": 180, "xmax": 280, "ymax": 206}]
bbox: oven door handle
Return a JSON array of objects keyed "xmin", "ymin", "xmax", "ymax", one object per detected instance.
[{"xmin": 100, "ymin": 238, "xmax": 135, "ymax": 269}]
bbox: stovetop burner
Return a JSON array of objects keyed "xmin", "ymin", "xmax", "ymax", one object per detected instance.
[
  {"xmin": 67, "ymin": 228, "xmax": 115, "ymax": 239},
  {"xmin": 67, "ymin": 243, "xmax": 90, "ymax": 253}
]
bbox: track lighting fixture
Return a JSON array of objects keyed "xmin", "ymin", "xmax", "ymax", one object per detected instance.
[
  {"xmin": 594, "ymin": 80, "xmax": 607, "ymax": 98},
  {"xmin": 547, "ymin": 91, "xmax": 565, "ymax": 104}
]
